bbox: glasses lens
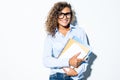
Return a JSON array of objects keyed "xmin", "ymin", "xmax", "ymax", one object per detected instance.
[
  {"xmin": 58, "ymin": 12, "xmax": 71, "ymax": 19},
  {"xmin": 66, "ymin": 13, "xmax": 71, "ymax": 18},
  {"xmin": 58, "ymin": 13, "xmax": 64, "ymax": 19}
]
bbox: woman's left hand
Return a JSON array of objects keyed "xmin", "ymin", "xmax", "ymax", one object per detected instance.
[{"xmin": 63, "ymin": 68, "xmax": 78, "ymax": 76}]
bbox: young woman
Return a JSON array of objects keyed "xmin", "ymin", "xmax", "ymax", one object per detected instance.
[{"xmin": 43, "ymin": 1, "xmax": 90, "ymax": 80}]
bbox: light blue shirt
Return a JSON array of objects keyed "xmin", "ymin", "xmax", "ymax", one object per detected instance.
[{"xmin": 43, "ymin": 24, "xmax": 91, "ymax": 79}]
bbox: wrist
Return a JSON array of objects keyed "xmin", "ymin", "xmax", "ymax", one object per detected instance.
[{"xmin": 70, "ymin": 66, "xmax": 74, "ymax": 69}]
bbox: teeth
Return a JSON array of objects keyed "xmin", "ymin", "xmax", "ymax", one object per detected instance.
[
  {"xmin": 62, "ymin": 20, "xmax": 68, "ymax": 23},
  {"xmin": 63, "ymin": 21, "xmax": 67, "ymax": 23}
]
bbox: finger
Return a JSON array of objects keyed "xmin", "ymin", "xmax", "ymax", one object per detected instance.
[
  {"xmin": 73, "ymin": 52, "xmax": 80, "ymax": 58},
  {"xmin": 63, "ymin": 68, "xmax": 69, "ymax": 73},
  {"xmin": 63, "ymin": 68, "xmax": 67, "ymax": 73},
  {"xmin": 77, "ymin": 58, "xmax": 83, "ymax": 63}
]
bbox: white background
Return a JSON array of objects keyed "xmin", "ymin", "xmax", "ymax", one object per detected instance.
[{"xmin": 0, "ymin": 0, "xmax": 120, "ymax": 80}]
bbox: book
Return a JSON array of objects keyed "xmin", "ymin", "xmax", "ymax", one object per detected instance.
[
  {"xmin": 58, "ymin": 38, "xmax": 90, "ymax": 72},
  {"xmin": 58, "ymin": 38, "xmax": 90, "ymax": 60}
]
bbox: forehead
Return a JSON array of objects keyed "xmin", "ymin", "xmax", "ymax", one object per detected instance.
[{"xmin": 61, "ymin": 7, "xmax": 71, "ymax": 13}]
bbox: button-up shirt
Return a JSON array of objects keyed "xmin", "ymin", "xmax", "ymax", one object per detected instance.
[{"xmin": 43, "ymin": 24, "xmax": 91, "ymax": 79}]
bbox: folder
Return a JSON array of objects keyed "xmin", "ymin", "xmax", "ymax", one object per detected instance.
[
  {"xmin": 58, "ymin": 38, "xmax": 90, "ymax": 72},
  {"xmin": 58, "ymin": 38, "xmax": 90, "ymax": 60}
]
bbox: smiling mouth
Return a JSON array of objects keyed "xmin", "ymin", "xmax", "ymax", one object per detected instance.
[{"xmin": 61, "ymin": 19, "xmax": 69, "ymax": 23}]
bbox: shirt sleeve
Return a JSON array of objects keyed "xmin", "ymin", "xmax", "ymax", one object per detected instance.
[
  {"xmin": 75, "ymin": 27, "xmax": 92, "ymax": 74},
  {"xmin": 75, "ymin": 62, "xmax": 88, "ymax": 75},
  {"xmin": 42, "ymin": 35, "xmax": 69, "ymax": 68}
]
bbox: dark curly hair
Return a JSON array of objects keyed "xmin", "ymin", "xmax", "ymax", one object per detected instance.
[{"xmin": 45, "ymin": 1, "xmax": 75, "ymax": 36}]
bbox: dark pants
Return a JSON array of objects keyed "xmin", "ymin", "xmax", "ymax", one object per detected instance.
[{"xmin": 49, "ymin": 73, "xmax": 73, "ymax": 80}]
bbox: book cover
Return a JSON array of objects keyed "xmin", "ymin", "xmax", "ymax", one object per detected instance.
[
  {"xmin": 58, "ymin": 38, "xmax": 90, "ymax": 72},
  {"xmin": 58, "ymin": 38, "xmax": 90, "ymax": 60}
]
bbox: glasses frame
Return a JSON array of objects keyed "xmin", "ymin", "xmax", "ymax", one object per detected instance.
[{"xmin": 58, "ymin": 12, "xmax": 72, "ymax": 19}]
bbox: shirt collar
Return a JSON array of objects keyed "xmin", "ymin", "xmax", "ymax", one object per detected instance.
[{"xmin": 55, "ymin": 24, "xmax": 76, "ymax": 33}]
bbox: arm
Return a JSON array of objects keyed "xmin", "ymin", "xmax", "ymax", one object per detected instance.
[
  {"xmin": 43, "ymin": 36, "xmax": 70, "ymax": 68},
  {"xmin": 64, "ymin": 28, "xmax": 91, "ymax": 76},
  {"xmin": 63, "ymin": 62, "xmax": 88, "ymax": 76},
  {"xmin": 74, "ymin": 28, "xmax": 91, "ymax": 74}
]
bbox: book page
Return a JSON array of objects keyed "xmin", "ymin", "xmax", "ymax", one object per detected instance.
[
  {"xmin": 59, "ymin": 39, "xmax": 89, "ymax": 59},
  {"xmin": 59, "ymin": 38, "xmax": 90, "ymax": 72}
]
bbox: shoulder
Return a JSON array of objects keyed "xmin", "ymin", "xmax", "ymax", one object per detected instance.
[
  {"xmin": 45, "ymin": 34, "xmax": 52, "ymax": 40},
  {"xmin": 71, "ymin": 24, "xmax": 86, "ymax": 34}
]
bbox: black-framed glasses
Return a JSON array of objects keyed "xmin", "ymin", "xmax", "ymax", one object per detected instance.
[{"xmin": 58, "ymin": 12, "xmax": 72, "ymax": 19}]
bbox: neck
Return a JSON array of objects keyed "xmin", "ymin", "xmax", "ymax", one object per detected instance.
[
  {"xmin": 58, "ymin": 26, "xmax": 70, "ymax": 36},
  {"xmin": 59, "ymin": 24, "xmax": 70, "ymax": 30},
  {"xmin": 59, "ymin": 26, "xmax": 70, "ymax": 31}
]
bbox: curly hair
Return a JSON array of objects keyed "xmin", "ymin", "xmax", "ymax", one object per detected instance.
[{"xmin": 45, "ymin": 1, "xmax": 75, "ymax": 36}]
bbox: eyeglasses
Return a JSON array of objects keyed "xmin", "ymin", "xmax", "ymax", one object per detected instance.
[{"xmin": 58, "ymin": 12, "xmax": 72, "ymax": 19}]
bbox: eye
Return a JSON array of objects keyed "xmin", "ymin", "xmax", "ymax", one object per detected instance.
[{"xmin": 58, "ymin": 12, "xmax": 72, "ymax": 19}]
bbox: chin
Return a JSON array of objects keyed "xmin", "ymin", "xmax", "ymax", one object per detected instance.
[{"xmin": 63, "ymin": 24, "xmax": 70, "ymax": 28}]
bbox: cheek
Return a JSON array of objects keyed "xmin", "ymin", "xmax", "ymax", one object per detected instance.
[{"xmin": 58, "ymin": 19, "xmax": 62, "ymax": 24}]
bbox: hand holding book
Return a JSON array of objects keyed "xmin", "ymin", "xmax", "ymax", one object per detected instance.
[
  {"xmin": 63, "ymin": 67, "xmax": 78, "ymax": 76},
  {"xmin": 58, "ymin": 38, "xmax": 91, "ymax": 73},
  {"xmin": 69, "ymin": 52, "xmax": 83, "ymax": 68},
  {"xmin": 63, "ymin": 52, "xmax": 84, "ymax": 74}
]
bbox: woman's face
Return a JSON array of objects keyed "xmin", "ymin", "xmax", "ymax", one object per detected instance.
[{"xmin": 58, "ymin": 7, "xmax": 72, "ymax": 28}]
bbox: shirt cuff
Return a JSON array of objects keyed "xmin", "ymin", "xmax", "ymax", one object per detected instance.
[{"xmin": 74, "ymin": 63, "xmax": 88, "ymax": 74}]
